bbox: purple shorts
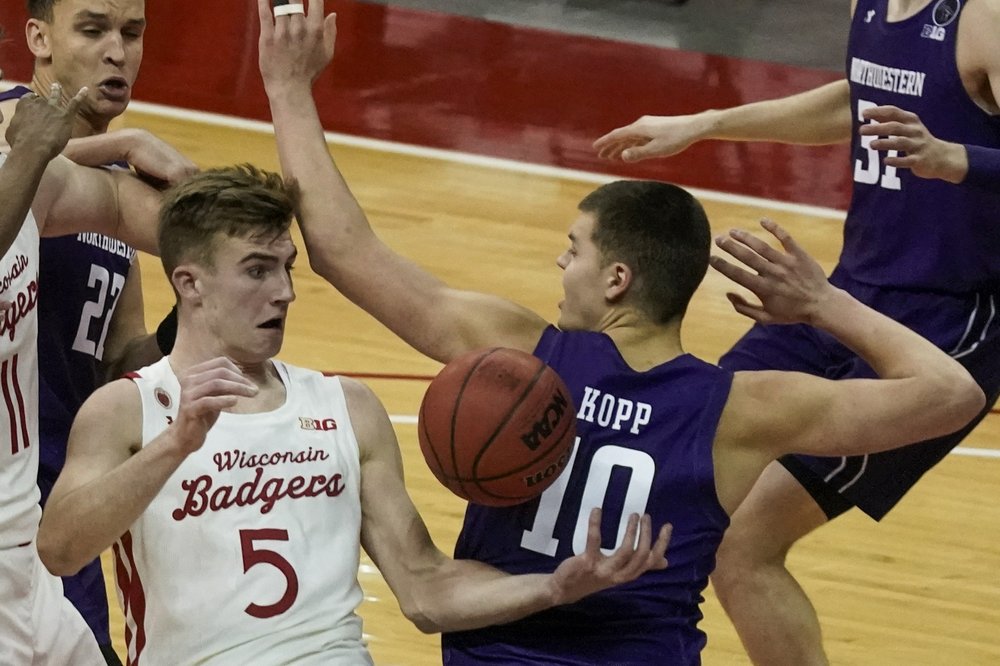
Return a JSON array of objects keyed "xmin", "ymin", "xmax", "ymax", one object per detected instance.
[{"xmin": 720, "ymin": 269, "xmax": 1000, "ymax": 520}]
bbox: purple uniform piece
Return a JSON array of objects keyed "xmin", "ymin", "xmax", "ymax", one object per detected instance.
[{"xmin": 442, "ymin": 327, "xmax": 732, "ymax": 665}]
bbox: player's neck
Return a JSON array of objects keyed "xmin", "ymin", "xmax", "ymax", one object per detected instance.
[
  {"xmin": 886, "ymin": 0, "xmax": 934, "ymax": 22},
  {"xmin": 603, "ymin": 318, "xmax": 685, "ymax": 372}
]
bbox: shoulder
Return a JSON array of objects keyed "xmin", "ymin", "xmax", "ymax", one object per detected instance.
[
  {"xmin": 962, "ymin": 0, "xmax": 1000, "ymax": 58},
  {"xmin": 75, "ymin": 377, "xmax": 143, "ymax": 444}
]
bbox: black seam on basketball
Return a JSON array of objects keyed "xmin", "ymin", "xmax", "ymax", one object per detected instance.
[
  {"xmin": 449, "ymin": 348, "xmax": 499, "ymax": 497},
  {"xmin": 469, "ymin": 358, "xmax": 547, "ymax": 478},
  {"xmin": 463, "ymin": 393, "xmax": 575, "ymax": 482},
  {"xmin": 419, "ymin": 398, "xmax": 451, "ymax": 480}
]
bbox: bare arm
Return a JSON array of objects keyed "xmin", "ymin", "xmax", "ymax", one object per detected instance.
[
  {"xmin": 62, "ymin": 128, "xmax": 199, "ymax": 186},
  {"xmin": 593, "ymin": 80, "xmax": 852, "ymax": 163},
  {"xmin": 345, "ymin": 378, "xmax": 669, "ymax": 634},
  {"xmin": 709, "ymin": 222, "xmax": 985, "ymax": 511},
  {"xmin": 0, "ymin": 86, "xmax": 83, "ymax": 255},
  {"xmin": 101, "ymin": 261, "xmax": 163, "ymax": 381},
  {"xmin": 37, "ymin": 358, "xmax": 258, "ymax": 575},
  {"xmin": 257, "ymin": 0, "xmax": 548, "ymax": 363},
  {"xmin": 31, "ymin": 154, "xmax": 163, "ymax": 255}
]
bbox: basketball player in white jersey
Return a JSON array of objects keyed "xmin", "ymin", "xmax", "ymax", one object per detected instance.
[
  {"xmin": 36, "ymin": 164, "xmax": 671, "ymax": 665},
  {"xmin": 0, "ymin": 73, "xmax": 163, "ymax": 664}
]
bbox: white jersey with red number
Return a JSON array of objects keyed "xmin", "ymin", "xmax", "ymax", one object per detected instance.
[
  {"xmin": 0, "ymin": 154, "xmax": 42, "ymax": 549},
  {"xmin": 118, "ymin": 357, "xmax": 372, "ymax": 666}
]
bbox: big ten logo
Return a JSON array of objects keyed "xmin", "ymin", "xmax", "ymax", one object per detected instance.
[
  {"xmin": 520, "ymin": 389, "xmax": 570, "ymax": 451},
  {"xmin": 921, "ymin": 24, "xmax": 945, "ymax": 41},
  {"xmin": 299, "ymin": 417, "xmax": 338, "ymax": 431},
  {"xmin": 576, "ymin": 387, "xmax": 652, "ymax": 435}
]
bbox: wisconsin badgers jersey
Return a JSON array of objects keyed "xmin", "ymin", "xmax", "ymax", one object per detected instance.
[
  {"xmin": 0, "ymin": 165, "xmax": 42, "ymax": 549},
  {"xmin": 119, "ymin": 357, "xmax": 372, "ymax": 666}
]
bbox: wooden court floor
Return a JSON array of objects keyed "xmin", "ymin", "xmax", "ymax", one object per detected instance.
[{"xmin": 97, "ymin": 110, "xmax": 1000, "ymax": 665}]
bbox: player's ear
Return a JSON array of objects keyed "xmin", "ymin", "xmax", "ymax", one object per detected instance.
[
  {"xmin": 26, "ymin": 19, "xmax": 53, "ymax": 59},
  {"xmin": 172, "ymin": 265, "xmax": 203, "ymax": 304},
  {"xmin": 606, "ymin": 262, "xmax": 632, "ymax": 303}
]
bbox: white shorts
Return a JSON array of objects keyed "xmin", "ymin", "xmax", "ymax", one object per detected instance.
[{"xmin": 0, "ymin": 543, "xmax": 105, "ymax": 665}]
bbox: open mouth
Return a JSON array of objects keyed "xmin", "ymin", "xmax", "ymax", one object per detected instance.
[
  {"xmin": 97, "ymin": 77, "xmax": 129, "ymax": 100},
  {"xmin": 258, "ymin": 318, "xmax": 284, "ymax": 330}
]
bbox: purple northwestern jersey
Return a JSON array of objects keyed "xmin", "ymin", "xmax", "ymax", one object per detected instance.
[
  {"xmin": 840, "ymin": 0, "xmax": 1000, "ymax": 293},
  {"xmin": 442, "ymin": 327, "xmax": 732, "ymax": 666}
]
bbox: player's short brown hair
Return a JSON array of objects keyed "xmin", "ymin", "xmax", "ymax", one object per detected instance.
[
  {"xmin": 579, "ymin": 180, "xmax": 711, "ymax": 325},
  {"xmin": 158, "ymin": 164, "xmax": 298, "ymax": 279}
]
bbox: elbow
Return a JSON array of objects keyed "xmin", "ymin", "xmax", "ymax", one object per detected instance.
[
  {"xmin": 36, "ymin": 528, "xmax": 86, "ymax": 577},
  {"xmin": 399, "ymin": 597, "xmax": 444, "ymax": 634},
  {"xmin": 955, "ymin": 378, "xmax": 987, "ymax": 428},
  {"xmin": 934, "ymin": 372, "xmax": 987, "ymax": 435}
]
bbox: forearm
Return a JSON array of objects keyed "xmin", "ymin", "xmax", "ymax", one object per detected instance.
[
  {"xmin": 266, "ymin": 84, "xmax": 371, "ymax": 276},
  {"xmin": 811, "ymin": 289, "xmax": 980, "ymax": 397},
  {"xmin": 0, "ymin": 143, "xmax": 52, "ymax": 254},
  {"xmin": 698, "ymin": 80, "xmax": 852, "ymax": 145},
  {"xmin": 37, "ymin": 434, "xmax": 188, "ymax": 575},
  {"xmin": 401, "ymin": 558, "xmax": 557, "ymax": 634},
  {"xmin": 61, "ymin": 130, "xmax": 137, "ymax": 167}
]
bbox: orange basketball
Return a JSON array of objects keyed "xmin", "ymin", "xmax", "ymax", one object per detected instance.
[{"xmin": 418, "ymin": 348, "xmax": 577, "ymax": 507}]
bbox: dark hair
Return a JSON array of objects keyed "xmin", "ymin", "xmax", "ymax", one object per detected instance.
[
  {"xmin": 158, "ymin": 164, "xmax": 298, "ymax": 279},
  {"xmin": 26, "ymin": 0, "xmax": 57, "ymax": 21},
  {"xmin": 579, "ymin": 180, "xmax": 710, "ymax": 324}
]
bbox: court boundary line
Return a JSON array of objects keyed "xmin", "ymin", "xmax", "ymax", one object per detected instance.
[
  {"xmin": 121, "ymin": 99, "xmax": 849, "ymax": 221},
  {"xmin": 380, "ymin": 414, "xmax": 1000, "ymax": 458}
]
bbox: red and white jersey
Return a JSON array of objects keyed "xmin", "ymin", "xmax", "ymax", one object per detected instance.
[
  {"xmin": 0, "ymin": 154, "xmax": 41, "ymax": 549},
  {"xmin": 118, "ymin": 357, "xmax": 372, "ymax": 666}
]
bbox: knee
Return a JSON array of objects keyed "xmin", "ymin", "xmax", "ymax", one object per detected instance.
[{"xmin": 711, "ymin": 521, "xmax": 790, "ymax": 596}]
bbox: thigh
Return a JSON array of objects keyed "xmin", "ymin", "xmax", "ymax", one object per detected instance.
[{"xmin": 720, "ymin": 461, "xmax": 831, "ymax": 561}]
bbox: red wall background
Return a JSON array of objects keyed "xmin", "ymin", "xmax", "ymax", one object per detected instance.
[{"xmin": 0, "ymin": 0, "xmax": 850, "ymax": 209}]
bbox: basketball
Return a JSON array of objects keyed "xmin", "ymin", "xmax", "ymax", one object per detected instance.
[{"xmin": 417, "ymin": 348, "xmax": 577, "ymax": 507}]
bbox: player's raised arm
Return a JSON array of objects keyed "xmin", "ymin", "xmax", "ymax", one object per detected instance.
[
  {"xmin": 257, "ymin": 0, "xmax": 548, "ymax": 363},
  {"xmin": 344, "ymin": 378, "xmax": 669, "ymax": 633},
  {"xmin": 0, "ymin": 84, "xmax": 83, "ymax": 254}
]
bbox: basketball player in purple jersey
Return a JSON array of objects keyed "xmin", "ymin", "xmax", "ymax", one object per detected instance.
[
  {"xmin": 595, "ymin": 0, "xmax": 1000, "ymax": 662},
  {"xmin": 0, "ymin": 2, "xmax": 195, "ymax": 661},
  {"xmin": 0, "ymin": 68, "xmax": 165, "ymax": 663},
  {"xmin": 258, "ymin": 2, "xmax": 984, "ymax": 663}
]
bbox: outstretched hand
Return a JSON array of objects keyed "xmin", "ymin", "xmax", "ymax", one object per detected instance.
[
  {"xmin": 549, "ymin": 508, "xmax": 671, "ymax": 606},
  {"xmin": 171, "ymin": 357, "xmax": 259, "ymax": 457},
  {"xmin": 593, "ymin": 114, "xmax": 705, "ymax": 163},
  {"xmin": 859, "ymin": 105, "xmax": 968, "ymax": 184},
  {"xmin": 6, "ymin": 82, "xmax": 87, "ymax": 161},
  {"xmin": 257, "ymin": 0, "xmax": 338, "ymax": 95},
  {"xmin": 709, "ymin": 219, "xmax": 835, "ymax": 326}
]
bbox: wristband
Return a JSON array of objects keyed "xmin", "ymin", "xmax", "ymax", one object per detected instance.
[
  {"xmin": 155, "ymin": 305, "xmax": 178, "ymax": 355},
  {"xmin": 963, "ymin": 144, "xmax": 1000, "ymax": 189}
]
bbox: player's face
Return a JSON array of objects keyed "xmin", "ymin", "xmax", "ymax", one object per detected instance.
[
  {"xmin": 556, "ymin": 212, "xmax": 611, "ymax": 331},
  {"xmin": 41, "ymin": 0, "xmax": 145, "ymax": 121},
  {"xmin": 199, "ymin": 230, "xmax": 297, "ymax": 362}
]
